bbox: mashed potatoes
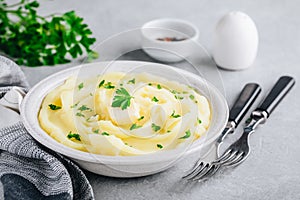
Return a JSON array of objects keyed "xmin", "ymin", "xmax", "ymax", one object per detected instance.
[{"xmin": 39, "ymin": 72, "xmax": 211, "ymax": 156}]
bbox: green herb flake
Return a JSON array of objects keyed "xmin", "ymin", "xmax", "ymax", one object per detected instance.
[
  {"xmin": 127, "ymin": 78, "xmax": 135, "ymax": 84},
  {"xmin": 245, "ymin": 117, "xmax": 252, "ymax": 124},
  {"xmin": 76, "ymin": 112, "xmax": 85, "ymax": 117},
  {"xmin": 138, "ymin": 116, "xmax": 144, "ymax": 121},
  {"xmin": 48, "ymin": 104, "xmax": 61, "ymax": 110},
  {"xmin": 78, "ymin": 105, "xmax": 92, "ymax": 111},
  {"xmin": 78, "ymin": 82, "xmax": 84, "ymax": 90},
  {"xmin": 182, "ymin": 91, "xmax": 188, "ymax": 94},
  {"xmin": 111, "ymin": 88, "xmax": 133, "ymax": 110},
  {"xmin": 171, "ymin": 90, "xmax": 179, "ymax": 94},
  {"xmin": 101, "ymin": 132, "xmax": 109, "ymax": 136},
  {"xmin": 130, "ymin": 124, "xmax": 142, "ymax": 130},
  {"xmin": 157, "ymin": 84, "xmax": 162, "ymax": 89},
  {"xmin": 197, "ymin": 118, "xmax": 202, "ymax": 124},
  {"xmin": 189, "ymin": 94, "xmax": 195, "ymax": 100},
  {"xmin": 103, "ymin": 82, "xmax": 115, "ymax": 89},
  {"xmin": 89, "ymin": 93, "xmax": 93, "ymax": 96},
  {"xmin": 174, "ymin": 95, "xmax": 184, "ymax": 100},
  {"xmin": 67, "ymin": 132, "xmax": 81, "ymax": 141},
  {"xmin": 152, "ymin": 96, "xmax": 159, "ymax": 102},
  {"xmin": 148, "ymin": 83, "xmax": 152, "ymax": 86},
  {"xmin": 170, "ymin": 110, "xmax": 181, "ymax": 118},
  {"xmin": 157, "ymin": 144, "xmax": 163, "ymax": 149},
  {"xmin": 179, "ymin": 130, "xmax": 191, "ymax": 139},
  {"xmin": 98, "ymin": 80, "xmax": 105, "ymax": 88},
  {"xmin": 167, "ymin": 130, "xmax": 171, "ymax": 133},
  {"xmin": 93, "ymin": 129, "xmax": 99, "ymax": 134},
  {"xmin": 151, "ymin": 123, "xmax": 161, "ymax": 132},
  {"xmin": 70, "ymin": 102, "xmax": 79, "ymax": 108}
]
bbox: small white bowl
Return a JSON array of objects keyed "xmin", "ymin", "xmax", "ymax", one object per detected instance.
[
  {"xmin": 141, "ymin": 18, "xmax": 199, "ymax": 62},
  {"xmin": 20, "ymin": 61, "xmax": 228, "ymax": 178}
]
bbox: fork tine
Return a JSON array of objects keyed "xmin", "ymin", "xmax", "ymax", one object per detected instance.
[
  {"xmin": 201, "ymin": 164, "xmax": 221, "ymax": 180},
  {"xmin": 214, "ymin": 149, "xmax": 238, "ymax": 165},
  {"xmin": 182, "ymin": 161, "xmax": 205, "ymax": 179},
  {"xmin": 224, "ymin": 152, "xmax": 248, "ymax": 167},
  {"xmin": 217, "ymin": 150, "xmax": 239, "ymax": 165},
  {"xmin": 185, "ymin": 163, "xmax": 210, "ymax": 180},
  {"xmin": 191, "ymin": 164, "xmax": 214, "ymax": 181},
  {"xmin": 193, "ymin": 164, "xmax": 220, "ymax": 181},
  {"xmin": 214, "ymin": 149, "xmax": 233, "ymax": 163}
]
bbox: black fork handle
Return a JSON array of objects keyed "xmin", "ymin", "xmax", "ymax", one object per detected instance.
[
  {"xmin": 229, "ymin": 83, "xmax": 261, "ymax": 127},
  {"xmin": 255, "ymin": 76, "xmax": 295, "ymax": 118}
]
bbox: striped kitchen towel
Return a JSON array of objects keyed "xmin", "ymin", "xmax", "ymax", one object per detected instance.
[{"xmin": 0, "ymin": 55, "xmax": 94, "ymax": 200}]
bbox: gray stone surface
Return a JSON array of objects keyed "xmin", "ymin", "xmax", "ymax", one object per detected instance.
[{"xmin": 2, "ymin": 0, "xmax": 300, "ymax": 199}]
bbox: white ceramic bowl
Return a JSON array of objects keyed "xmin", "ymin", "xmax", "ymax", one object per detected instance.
[
  {"xmin": 20, "ymin": 61, "xmax": 228, "ymax": 178},
  {"xmin": 141, "ymin": 18, "xmax": 199, "ymax": 62}
]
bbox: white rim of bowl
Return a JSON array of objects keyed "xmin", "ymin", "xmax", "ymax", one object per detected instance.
[
  {"xmin": 20, "ymin": 61, "xmax": 228, "ymax": 165},
  {"xmin": 141, "ymin": 18, "xmax": 200, "ymax": 44}
]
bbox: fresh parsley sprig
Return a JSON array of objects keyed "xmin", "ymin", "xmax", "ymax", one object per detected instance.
[
  {"xmin": 0, "ymin": 0, "xmax": 97, "ymax": 66},
  {"xmin": 111, "ymin": 87, "xmax": 133, "ymax": 110}
]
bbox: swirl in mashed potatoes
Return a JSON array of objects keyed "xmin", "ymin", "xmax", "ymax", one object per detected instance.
[{"xmin": 39, "ymin": 72, "xmax": 211, "ymax": 156}]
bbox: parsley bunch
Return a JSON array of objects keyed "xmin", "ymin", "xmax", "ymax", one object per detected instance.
[{"xmin": 0, "ymin": 0, "xmax": 97, "ymax": 66}]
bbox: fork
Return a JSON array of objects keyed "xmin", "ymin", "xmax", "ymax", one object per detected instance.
[
  {"xmin": 183, "ymin": 83, "xmax": 261, "ymax": 180},
  {"xmin": 194, "ymin": 76, "xmax": 295, "ymax": 181}
]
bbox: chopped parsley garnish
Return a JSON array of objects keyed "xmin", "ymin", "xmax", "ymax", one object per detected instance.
[
  {"xmin": 111, "ymin": 87, "xmax": 133, "ymax": 110},
  {"xmin": 48, "ymin": 104, "xmax": 61, "ymax": 110},
  {"xmin": 151, "ymin": 123, "xmax": 161, "ymax": 132},
  {"xmin": 93, "ymin": 129, "xmax": 99, "ymax": 134},
  {"xmin": 138, "ymin": 116, "xmax": 144, "ymax": 121},
  {"xmin": 182, "ymin": 91, "xmax": 188, "ymax": 94},
  {"xmin": 197, "ymin": 118, "xmax": 202, "ymax": 124},
  {"xmin": 171, "ymin": 90, "xmax": 179, "ymax": 94},
  {"xmin": 78, "ymin": 82, "xmax": 84, "ymax": 90},
  {"xmin": 98, "ymin": 80, "xmax": 105, "ymax": 88},
  {"xmin": 167, "ymin": 130, "xmax": 171, "ymax": 133},
  {"xmin": 179, "ymin": 130, "xmax": 191, "ymax": 139},
  {"xmin": 170, "ymin": 110, "xmax": 181, "ymax": 118},
  {"xmin": 70, "ymin": 102, "xmax": 79, "ymax": 108},
  {"xmin": 174, "ymin": 95, "xmax": 184, "ymax": 100},
  {"xmin": 120, "ymin": 83, "xmax": 123, "ymax": 86},
  {"xmin": 157, "ymin": 144, "xmax": 163, "ymax": 149},
  {"xmin": 152, "ymin": 96, "xmax": 159, "ymax": 102},
  {"xmin": 127, "ymin": 78, "xmax": 135, "ymax": 84},
  {"xmin": 78, "ymin": 105, "xmax": 92, "ymax": 111},
  {"xmin": 148, "ymin": 83, "xmax": 152, "ymax": 86},
  {"xmin": 130, "ymin": 124, "xmax": 142, "ymax": 130},
  {"xmin": 103, "ymin": 82, "xmax": 115, "ymax": 89},
  {"xmin": 89, "ymin": 93, "xmax": 93, "ymax": 96},
  {"xmin": 157, "ymin": 84, "xmax": 162, "ymax": 89},
  {"xmin": 76, "ymin": 112, "xmax": 85, "ymax": 117},
  {"xmin": 67, "ymin": 132, "xmax": 81, "ymax": 141},
  {"xmin": 101, "ymin": 132, "xmax": 109, "ymax": 136},
  {"xmin": 125, "ymin": 143, "xmax": 133, "ymax": 147},
  {"xmin": 189, "ymin": 94, "xmax": 195, "ymax": 100},
  {"xmin": 245, "ymin": 117, "xmax": 252, "ymax": 124}
]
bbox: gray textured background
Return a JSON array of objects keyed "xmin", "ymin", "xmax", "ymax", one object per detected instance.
[{"xmin": 1, "ymin": 0, "xmax": 300, "ymax": 199}]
